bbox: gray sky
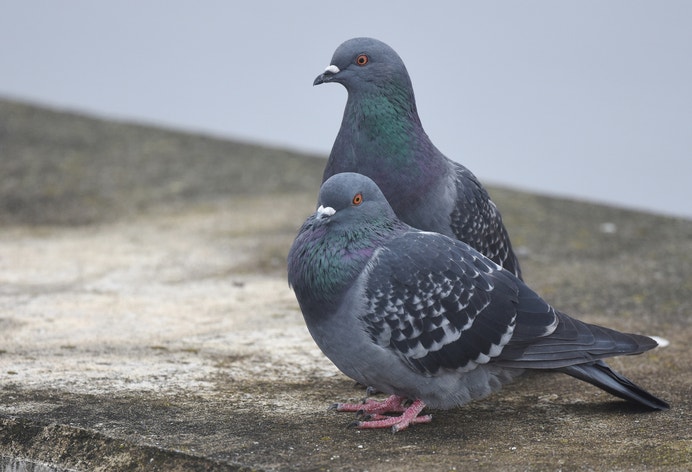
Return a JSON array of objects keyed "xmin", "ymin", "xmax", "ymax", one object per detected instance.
[{"xmin": 1, "ymin": 1, "xmax": 690, "ymax": 218}]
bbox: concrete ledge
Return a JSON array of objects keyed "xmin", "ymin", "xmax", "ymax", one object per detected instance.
[{"xmin": 1, "ymin": 99, "xmax": 690, "ymax": 471}]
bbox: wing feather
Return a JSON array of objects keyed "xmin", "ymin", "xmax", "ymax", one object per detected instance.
[
  {"xmin": 359, "ymin": 229, "xmax": 653, "ymax": 376},
  {"xmin": 361, "ymin": 231, "xmax": 525, "ymax": 374}
]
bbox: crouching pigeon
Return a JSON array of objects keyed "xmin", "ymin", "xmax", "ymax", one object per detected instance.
[
  {"xmin": 287, "ymin": 172, "xmax": 669, "ymax": 432},
  {"xmin": 314, "ymin": 37, "xmax": 522, "ymax": 278}
]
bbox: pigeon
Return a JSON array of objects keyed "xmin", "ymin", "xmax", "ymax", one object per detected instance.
[
  {"xmin": 287, "ymin": 172, "xmax": 669, "ymax": 432},
  {"xmin": 314, "ymin": 37, "xmax": 522, "ymax": 279}
]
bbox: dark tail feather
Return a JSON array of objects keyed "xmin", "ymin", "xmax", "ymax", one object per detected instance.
[{"xmin": 559, "ymin": 360, "xmax": 670, "ymax": 410}]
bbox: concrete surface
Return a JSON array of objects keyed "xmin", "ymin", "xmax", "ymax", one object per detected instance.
[{"xmin": 0, "ymin": 99, "xmax": 690, "ymax": 471}]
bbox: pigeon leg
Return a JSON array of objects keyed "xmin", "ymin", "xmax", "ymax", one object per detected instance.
[
  {"xmin": 352, "ymin": 399, "xmax": 432, "ymax": 432},
  {"xmin": 331, "ymin": 394, "xmax": 408, "ymax": 415}
]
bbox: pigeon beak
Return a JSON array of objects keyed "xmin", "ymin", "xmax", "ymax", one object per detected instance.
[
  {"xmin": 317, "ymin": 205, "xmax": 336, "ymax": 218},
  {"xmin": 313, "ymin": 65, "xmax": 340, "ymax": 85}
]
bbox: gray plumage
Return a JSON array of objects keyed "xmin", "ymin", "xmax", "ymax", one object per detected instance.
[
  {"xmin": 287, "ymin": 172, "xmax": 668, "ymax": 430},
  {"xmin": 314, "ymin": 37, "xmax": 522, "ymax": 278}
]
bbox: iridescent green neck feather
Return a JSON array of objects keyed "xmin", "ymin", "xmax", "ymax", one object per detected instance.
[{"xmin": 288, "ymin": 215, "xmax": 405, "ymax": 319}]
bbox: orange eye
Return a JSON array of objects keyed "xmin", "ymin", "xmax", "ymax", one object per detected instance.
[
  {"xmin": 352, "ymin": 193, "xmax": 363, "ymax": 205},
  {"xmin": 356, "ymin": 54, "xmax": 369, "ymax": 66}
]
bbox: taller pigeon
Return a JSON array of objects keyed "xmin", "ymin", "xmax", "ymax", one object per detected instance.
[{"xmin": 315, "ymin": 37, "xmax": 522, "ymax": 278}]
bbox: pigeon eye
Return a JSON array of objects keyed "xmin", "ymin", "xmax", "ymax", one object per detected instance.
[
  {"xmin": 356, "ymin": 54, "xmax": 369, "ymax": 66},
  {"xmin": 352, "ymin": 193, "xmax": 363, "ymax": 205}
]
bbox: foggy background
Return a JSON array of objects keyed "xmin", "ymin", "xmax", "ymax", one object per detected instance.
[{"xmin": 1, "ymin": 0, "xmax": 690, "ymax": 218}]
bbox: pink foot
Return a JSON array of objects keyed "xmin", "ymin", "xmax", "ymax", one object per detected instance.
[
  {"xmin": 331, "ymin": 395, "xmax": 432, "ymax": 432},
  {"xmin": 332, "ymin": 394, "xmax": 409, "ymax": 415}
]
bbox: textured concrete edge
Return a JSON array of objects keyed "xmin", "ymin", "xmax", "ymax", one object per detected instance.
[{"xmin": 0, "ymin": 416, "xmax": 253, "ymax": 472}]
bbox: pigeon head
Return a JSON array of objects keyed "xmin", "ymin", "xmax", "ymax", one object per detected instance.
[
  {"xmin": 315, "ymin": 38, "xmax": 427, "ymax": 190},
  {"xmin": 313, "ymin": 37, "xmax": 413, "ymax": 94},
  {"xmin": 288, "ymin": 172, "xmax": 404, "ymax": 312},
  {"xmin": 316, "ymin": 172, "xmax": 398, "ymax": 226}
]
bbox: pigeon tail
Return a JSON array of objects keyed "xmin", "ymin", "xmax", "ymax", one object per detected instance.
[{"xmin": 559, "ymin": 360, "xmax": 670, "ymax": 410}]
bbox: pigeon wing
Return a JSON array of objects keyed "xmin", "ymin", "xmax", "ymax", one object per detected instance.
[
  {"xmin": 360, "ymin": 231, "xmax": 546, "ymax": 375},
  {"xmin": 449, "ymin": 163, "xmax": 522, "ymax": 278}
]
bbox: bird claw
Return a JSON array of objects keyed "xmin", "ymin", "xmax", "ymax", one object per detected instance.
[
  {"xmin": 350, "ymin": 412, "xmax": 432, "ymax": 433},
  {"xmin": 333, "ymin": 394, "xmax": 408, "ymax": 415},
  {"xmin": 333, "ymin": 396, "xmax": 430, "ymax": 432},
  {"xmin": 390, "ymin": 414, "xmax": 433, "ymax": 433}
]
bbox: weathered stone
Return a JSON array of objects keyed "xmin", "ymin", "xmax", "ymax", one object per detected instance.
[{"xmin": 1, "ymin": 99, "xmax": 690, "ymax": 471}]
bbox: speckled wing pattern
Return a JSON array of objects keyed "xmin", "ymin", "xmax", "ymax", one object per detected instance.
[
  {"xmin": 449, "ymin": 164, "xmax": 522, "ymax": 279},
  {"xmin": 361, "ymin": 231, "xmax": 545, "ymax": 375}
]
